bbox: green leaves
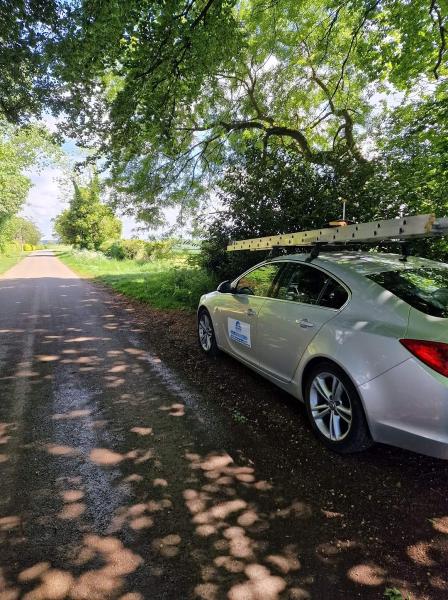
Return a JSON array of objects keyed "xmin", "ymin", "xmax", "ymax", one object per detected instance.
[
  {"xmin": 51, "ymin": 0, "xmax": 446, "ymax": 224},
  {"xmin": 0, "ymin": 141, "xmax": 31, "ymax": 221},
  {"xmin": 0, "ymin": 0, "xmax": 71, "ymax": 122},
  {"xmin": 2, "ymin": 0, "xmax": 445, "ymax": 229},
  {"xmin": 5, "ymin": 216, "xmax": 41, "ymax": 247},
  {"xmin": 199, "ymin": 145, "xmax": 382, "ymax": 278},
  {"xmin": 0, "ymin": 119, "xmax": 62, "ymax": 251}
]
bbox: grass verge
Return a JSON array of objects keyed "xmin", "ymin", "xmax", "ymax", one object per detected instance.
[
  {"xmin": 0, "ymin": 252, "xmax": 23, "ymax": 275},
  {"xmin": 56, "ymin": 248, "xmax": 218, "ymax": 311}
]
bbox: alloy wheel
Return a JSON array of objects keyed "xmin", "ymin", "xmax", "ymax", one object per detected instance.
[
  {"xmin": 309, "ymin": 372, "xmax": 352, "ymax": 442},
  {"xmin": 198, "ymin": 312, "xmax": 213, "ymax": 352}
]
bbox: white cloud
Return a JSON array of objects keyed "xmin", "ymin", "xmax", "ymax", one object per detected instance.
[{"xmin": 20, "ymin": 167, "xmax": 67, "ymax": 239}]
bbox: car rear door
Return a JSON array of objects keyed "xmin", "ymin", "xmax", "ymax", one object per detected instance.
[
  {"xmin": 214, "ymin": 262, "xmax": 284, "ymax": 366},
  {"xmin": 256, "ymin": 262, "xmax": 349, "ymax": 382}
]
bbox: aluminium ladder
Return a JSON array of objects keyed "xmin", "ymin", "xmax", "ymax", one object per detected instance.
[{"xmin": 227, "ymin": 214, "xmax": 448, "ymax": 252}]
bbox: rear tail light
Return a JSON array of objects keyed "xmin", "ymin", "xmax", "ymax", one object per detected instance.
[{"xmin": 400, "ymin": 339, "xmax": 448, "ymax": 377}]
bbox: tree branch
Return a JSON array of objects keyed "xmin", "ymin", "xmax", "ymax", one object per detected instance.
[
  {"xmin": 245, "ymin": 69, "xmax": 274, "ymax": 124},
  {"xmin": 319, "ymin": 3, "xmax": 346, "ymax": 61},
  {"xmin": 190, "ymin": 0, "xmax": 217, "ymax": 29},
  {"xmin": 430, "ymin": 0, "xmax": 446, "ymax": 79},
  {"xmin": 310, "ymin": 69, "xmax": 367, "ymax": 164},
  {"xmin": 135, "ymin": 0, "xmax": 218, "ymax": 81},
  {"xmin": 310, "ymin": 69, "xmax": 336, "ymax": 113},
  {"xmin": 331, "ymin": 0, "xmax": 380, "ymax": 99}
]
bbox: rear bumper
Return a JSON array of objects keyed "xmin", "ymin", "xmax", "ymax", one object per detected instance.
[{"xmin": 359, "ymin": 358, "xmax": 448, "ymax": 460}]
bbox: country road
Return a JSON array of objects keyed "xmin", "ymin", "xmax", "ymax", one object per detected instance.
[{"xmin": 1, "ymin": 251, "xmax": 448, "ymax": 600}]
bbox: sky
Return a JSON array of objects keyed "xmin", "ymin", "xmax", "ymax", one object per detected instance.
[
  {"xmin": 20, "ymin": 132, "xmax": 141, "ymax": 240},
  {"xmin": 19, "ymin": 116, "xmax": 177, "ymax": 241}
]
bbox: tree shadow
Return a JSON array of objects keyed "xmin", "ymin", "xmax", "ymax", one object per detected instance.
[{"xmin": 0, "ymin": 274, "xmax": 447, "ymax": 599}]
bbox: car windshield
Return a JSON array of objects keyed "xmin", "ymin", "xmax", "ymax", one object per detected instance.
[{"xmin": 367, "ymin": 267, "xmax": 448, "ymax": 318}]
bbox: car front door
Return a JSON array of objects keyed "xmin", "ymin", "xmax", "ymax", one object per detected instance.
[
  {"xmin": 256, "ymin": 262, "xmax": 349, "ymax": 382},
  {"xmin": 214, "ymin": 262, "xmax": 283, "ymax": 366}
]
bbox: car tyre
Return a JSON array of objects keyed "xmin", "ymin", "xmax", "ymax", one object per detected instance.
[
  {"xmin": 198, "ymin": 308, "xmax": 219, "ymax": 357},
  {"xmin": 304, "ymin": 361, "xmax": 373, "ymax": 454}
]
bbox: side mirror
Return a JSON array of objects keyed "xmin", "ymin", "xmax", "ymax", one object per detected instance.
[{"xmin": 217, "ymin": 280, "xmax": 233, "ymax": 293}]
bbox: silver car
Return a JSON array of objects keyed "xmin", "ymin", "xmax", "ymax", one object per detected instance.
[{"xmin": 197, "ymin": 251, "xmax": 448, "ymax": 459}]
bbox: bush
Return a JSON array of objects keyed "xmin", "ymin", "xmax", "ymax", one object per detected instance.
[
  {"xmin": 121, "ymin": 239, "xmax": 147, "ymax": 260},
  {"xmin": 103, "ymin": 241, "xmax": 124, "ymax": 260},
  {"xmin": 102, "ymin": 238, "xmax": 177, "ymax": 261},
  {"xmin": 157, "ymin": 267, "xmax": 218, "ymax": 308},
  {"xmin": 103, "ymin": 239, "xmax": 145, "ymax": 260},
  {"xmin": 23, "ymin": 243, "xmax": 35, "ymax": 252},
  {"xmin": 1, "ymin": 241, "xmax": 21, "ymax": 255},
  {"xmin": 99, "ymin": 239, "xmax": 115, "ymax": 255},
  {"xmin": 144, "ymin": 239, "xmax": 175, "ymax": 260}
]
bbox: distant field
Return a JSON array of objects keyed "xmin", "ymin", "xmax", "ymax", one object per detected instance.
[{"xmin": 57, "ymin": 248, "xmax": 217, "ymax": 310}]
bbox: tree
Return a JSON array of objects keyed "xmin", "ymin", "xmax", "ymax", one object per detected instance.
[
  {"xmin": 375, "ymin": 82, "xmax": 448, "ymax": 214},
  {"xmin": 199, "ymin": 145, "xmax": 387, "ymax": 278},
  {"xmin": 0, "ymin": 121, "xmax": 59, "ymax": 247},
  {"xmin": 54, "ymin": 175, "xmax": 122, "ymax": 249},
  {"xmin": 0, "ymin": 137, "xmax": 32, "ymax": 227},
  {"xmin": 56, "ymin": 0, "xmax": 447, "ymax": 223},
  {"xmin": 368, "ymin": 80, "xmax": 448, "ymax": 260},
  {"xmin": 8, "ymin": 217, "xmax": 41, "ymax": 249},
  {"xmin": 202, "ymin": 77, "xmax": 448, "ymax": 278},
  {"xmin": 0, "ymin": 215, "xmax": 41, "ymax": 253}
]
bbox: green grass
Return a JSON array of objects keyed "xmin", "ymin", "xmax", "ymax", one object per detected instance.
[
  {"xmin": 57, "ymin": 248, "xmax": 218, "ymax": 310},
  {"xmin": 0, "ymin": 252, "xmax": 23, "ymax": 275}
]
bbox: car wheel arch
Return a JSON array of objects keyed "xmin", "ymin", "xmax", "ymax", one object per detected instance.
[
  {"xmin": 198, "ymin": 305, "xmax": 221, "ymax": 345},
  {"xmin": 198, "ymin": 305, "xmax": 215, "ymax": 328},
  {"xmin": 301, "ymin": 356, "xmax": 363, "ymax": 408},
  {"xmin": 301, "ymin": 357, "xmax": 374, "ymax": 453},
  {"xmin": 197, "ymin": 304, "xmax": 209, "ymax": 316}
]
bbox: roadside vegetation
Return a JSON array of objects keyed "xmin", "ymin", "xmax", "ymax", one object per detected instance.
[
  {"xmin": 0, "ymin": 248, "xmax": 23, "ymax": 275},
  {"xmin": 58, "ymin": 247, "xmax": 217, "ymax": 311},
  {"xmin": 0, "ymin": 218, "xmax": 42, "ymax": 275},
  {"xmin": 53, "ymin": 173, "xmax": 216, "ymax": 310},
  {"xmin": 0, "ymin": 119, "xmax": 57, "ymax": 271}
]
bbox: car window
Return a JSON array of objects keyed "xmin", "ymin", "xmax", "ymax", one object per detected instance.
[
  {"xmin": 274, "ymin": 263, "xmax": 327, "ymax": 305},
  {"xmin": 235, "ymin": 263, "xmax": 283, "ymax": 297},
  {"xmin": 368, "ymin": 267, "xmax": 448, "ymax": 318},
  {"xmin": 319, "ymin": 277, "xmax": 349, "ymax": 309},
  {"xmin": 273, "ymin": 263, "xmax": 348, "ymax": 309}
]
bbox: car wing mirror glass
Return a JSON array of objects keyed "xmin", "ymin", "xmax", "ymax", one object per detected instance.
[
  {"xmin": 236, "ymin": 286, "xmax": 254, "ymax": 295},
  {"xmin": 217, "ymin": 280, "xmax": 232, "ymax": 293}
]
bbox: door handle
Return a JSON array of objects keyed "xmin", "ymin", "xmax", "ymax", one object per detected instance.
[
  {"xmin": 247, "ymin": 308, "xmax": 256, "ymax": 316},
  {"xmin": 297, "ymin": 318, "xmax": 315, "ymax": 328}
]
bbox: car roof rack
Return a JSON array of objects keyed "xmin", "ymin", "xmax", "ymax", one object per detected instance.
[{"xmin": 227, "ymin": 214, "xmax": 448, "ymax": 261}]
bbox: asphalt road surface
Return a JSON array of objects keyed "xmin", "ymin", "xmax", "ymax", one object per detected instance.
[{"xmin": 1, "ymin": 251, "xmax": 448, "ymax": 600}]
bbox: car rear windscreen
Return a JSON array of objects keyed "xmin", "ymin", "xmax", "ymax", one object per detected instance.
[{"xmin": 367, "ymin": 267, "xmax": 448, "ymax": 318}]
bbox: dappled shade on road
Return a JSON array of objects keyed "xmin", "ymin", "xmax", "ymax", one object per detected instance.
[{"xmin": 0, "ymin": 253, "xmax": 448, "ymax": 599}]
